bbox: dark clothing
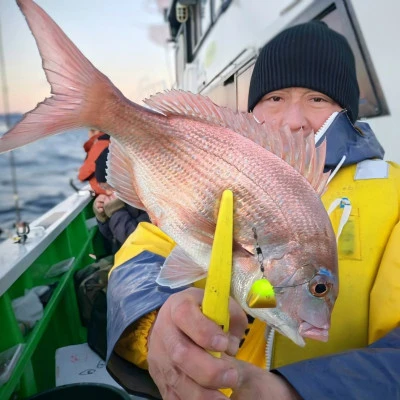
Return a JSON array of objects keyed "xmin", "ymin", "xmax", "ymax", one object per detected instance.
[
  {"xmin": 276, "ymin": 327, "xmax": 400, "ymax": 400},
  {"xmin": 322, "ymin": 110, "xmax": 384, "ymax": 170},
  {"xmin": 78, "ymin": 133, "xmax": 110, "ymax": 195},
  {"xmin": 98, "ymin": 205, "xmax": 150, "ymax": 248},
  {"xmin": 107, "ymin": 251, "xmax": 173, "ymax": 361},
  {"xmin": 95, "ymin": 147, "xmax": 109, "ymax": 184}
]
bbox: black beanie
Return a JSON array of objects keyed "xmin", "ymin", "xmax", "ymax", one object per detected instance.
[{"xmin": 248, "ymin": 21, "xmax": 360, "ymax": 123}]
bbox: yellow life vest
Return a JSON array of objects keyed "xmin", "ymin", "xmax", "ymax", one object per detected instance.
[
  {"xmin": 236, "ymin": 161, "xmax": 400, "ymax": 369},
  {"xmin": 110, "ymin": 222, "xmax": 176, "ymax": 273}
]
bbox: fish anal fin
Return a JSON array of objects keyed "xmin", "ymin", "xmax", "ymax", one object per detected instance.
[{"xmin": 156, "ymin": 245, "xmax": 208, "ymax": 288}]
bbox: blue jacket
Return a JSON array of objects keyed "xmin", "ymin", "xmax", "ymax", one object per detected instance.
[
  {"xmin": 107, "ymin": 251, "xmax": 178, "ymax": 361},
  {"xmin": 277, "ymin": 327, "xmax": 400, "ymax": 399}
]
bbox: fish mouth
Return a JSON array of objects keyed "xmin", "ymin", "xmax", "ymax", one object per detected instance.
[
  {"xmin": 299, "ymin": 322, "xmax": 329, "ymax": 342},
  {"xmin": 273, "ymin": 324, "xmax": 306, "ymax": 347}
]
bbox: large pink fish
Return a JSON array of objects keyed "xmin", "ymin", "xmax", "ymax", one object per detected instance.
[{"xmin": 1, "ymin": 0, "xmax": 338, "ymax": 346}]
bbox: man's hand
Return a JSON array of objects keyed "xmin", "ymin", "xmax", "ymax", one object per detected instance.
[
  {"xmin": 93, "ymin": 194, "xmax": 108, "ymax": 222},
  {"xmin": 147, "ymin": 287, "xmax": 247, "ymax": 399},
  {"xmin": 103, "ymin": 196, "xmax": 125, "ymax": 218},
  {"xmin": 230, "ymin": 360, "xmax": 302, "ymax": 400},
  {"xmin": 147, "ymin": 287, "xmax": 302, "ymax": 400},
  {"xmin": 93, "ymin": 191, "xmax": 124, "ymax": 222}
]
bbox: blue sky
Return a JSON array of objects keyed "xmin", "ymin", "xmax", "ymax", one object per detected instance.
[{"xmin": 0, "ymin": 0, "xmax": 173, "ymax": 113}]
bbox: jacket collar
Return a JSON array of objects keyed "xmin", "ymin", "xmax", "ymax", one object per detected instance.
[{"xmin": 318, "ymin": 110, "xmax": 385, "ymax": 171}]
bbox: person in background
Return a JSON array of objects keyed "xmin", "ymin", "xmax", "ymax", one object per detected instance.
[
  {"xmin": 78, "ymin": 129, "xmax": 110, "ymax": 196},
  {"xmin": 92, "ymin": 147, "xmax": 150, "ymax": 252},
  {"xmin": 106, "ymin": 21, "xmax": 400, "ymax": 399}
]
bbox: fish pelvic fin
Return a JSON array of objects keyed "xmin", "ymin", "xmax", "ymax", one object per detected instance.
[
  {"xmin": 156, "ymin": 245, "xmax": 208, "ymax": 288},
  {"xmin": 144, "ymin": 91, "xmax": 329, "ymax": 196},
  {"xmin": 107, "ymin": 139, "xmax": 146, "ymax": 211},
  {"xmin": 0, "ymin": 0, "xmax": 125, "ymax": 154}
]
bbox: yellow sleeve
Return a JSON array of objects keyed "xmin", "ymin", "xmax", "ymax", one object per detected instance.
[
  {"xmin": 109, "ymin": 222, "xmax": 206, "ymax": 370},
  {"xmin": 108, "ymin": 223, "xmax": 175, "ymax": 369},
  {"xmin": 114, "ymin": 310, "xmax": 158, "ymax": 370},
  {"xmin": 369, "ymin": 180, "xmax": 400, "ymax": 344}
]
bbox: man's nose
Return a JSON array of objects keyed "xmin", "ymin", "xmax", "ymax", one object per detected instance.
[{"xmin": 283, "ymin": 104, "xmax": 310, "ymax": 134}]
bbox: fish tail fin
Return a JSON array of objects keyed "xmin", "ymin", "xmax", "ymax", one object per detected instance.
[{"xmin": 0, "ymin": 0, "xmax": 122, "ymax": 153}]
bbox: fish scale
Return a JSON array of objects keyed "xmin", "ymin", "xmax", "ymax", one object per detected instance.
[
  {"xmin": 126, "ymin": 122, "xmax": 320, "ymax": 252},
  {"xmin": 136, "ymin": 134, "xmax": 301, "ymax": 260}
]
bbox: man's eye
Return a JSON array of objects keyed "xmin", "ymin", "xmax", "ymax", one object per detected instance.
[
  {"xmin": 312, "ymin": 97, "xmax": 327, "ymax": 103},
  {"xmin": 268, "ymin": 96, "xmax": 282, "ymax": 102}
]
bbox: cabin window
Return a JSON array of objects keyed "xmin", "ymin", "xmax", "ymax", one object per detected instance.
[
  {"xmin": 204, "ymin": 74, "xmax": 237, "ymax": 111},
  {"xmin": 172, "ymin": 0, "xmax": 232, "ymax": 62},
  {"xmin": 199, "ymin": 0, "xmax": 213, "ymax": 40},
  {"xmin": 212, "ymin": 0, "xmax": 230, "ymax": 20},
  {"xmin": 236, "ymin": 62, "xmax": 255, "ymax": 113},
  {"xmin": 187, "ymin": 0, "xmax": 213, "ymax": 54},
  {"xmin": 175, "ymin": 30, "xmax": 186, "ymax": 89}
]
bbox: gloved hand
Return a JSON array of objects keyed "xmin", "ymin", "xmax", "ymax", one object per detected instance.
[{"xmin": 104, "ymin": 197, "xmax": 125, "ymax": 218}]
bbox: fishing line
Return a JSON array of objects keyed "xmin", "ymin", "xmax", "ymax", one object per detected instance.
[
  {"xmin": 252, "ymin": 226, "xmax": 265, "ymax": 273},
  {"xmin": 0, "ymin": 18, "xmax": 22, "ymax": 225}
]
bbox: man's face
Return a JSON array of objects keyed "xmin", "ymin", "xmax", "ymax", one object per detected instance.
[{"xmin": 253, "ymin": 87, "xmax": 342, "ymax": 135}]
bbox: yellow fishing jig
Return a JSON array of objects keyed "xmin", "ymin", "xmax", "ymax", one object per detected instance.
[
  {"xmin": 246, "ymin": 277, "xmax": 276, "ymax": 308},
  {"xmin": 246, "ymin": 227, "xmax": 277, "ymax": 308}
]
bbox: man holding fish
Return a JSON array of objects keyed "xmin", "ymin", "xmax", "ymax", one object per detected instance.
[
  {"xmin": 1, "ymin": 2, "xmax": 399, "ymax": 399},
  {"xmin": 106, "ymin": 22, "xmax": 400, "ymax": 399}
]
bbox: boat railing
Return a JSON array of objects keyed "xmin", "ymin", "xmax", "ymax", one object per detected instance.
[{"xmin": 0, "ymin": 189, "xmax": 101, "ymax": 399}]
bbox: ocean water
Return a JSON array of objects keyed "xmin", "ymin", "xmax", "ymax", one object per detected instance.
[{"xmin": 0, "ymin": 114, "xmax": 88, "ymax": 235}]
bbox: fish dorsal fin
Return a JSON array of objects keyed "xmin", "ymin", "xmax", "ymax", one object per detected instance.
[
  {"xmin": 156, "ymin": 245, "xmax": 208, "ymax": 288},
  {"xmin": 107, "ymin": 139, "xmax": 146, "ymax": 210},
  {"xmin": 144, "ymin": 90, "xmax": 329, "ymax": 195},
  {"xmin": 144, "ymin": 90, "xmax": 272, "ymax": 147}
]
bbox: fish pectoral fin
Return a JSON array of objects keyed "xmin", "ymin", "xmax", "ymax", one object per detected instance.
[
  {"xmin": 156, "ymin": 246, "xmax": 208, "ymax": 288},
  {"xmin": 241, "ymin": 243, "xmax": 255, "ymax": 255},
  {"xmin": 261, "ymin": 240, "xmax": 300, "ymax": 261},
  {"xmin": 107, "ymin": 139, "xmax": 146, "ymax": 210}
]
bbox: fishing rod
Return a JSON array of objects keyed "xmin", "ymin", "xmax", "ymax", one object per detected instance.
[{"xmin": 0, "ymin": 18, "xmax": 29, "ymax": 243}]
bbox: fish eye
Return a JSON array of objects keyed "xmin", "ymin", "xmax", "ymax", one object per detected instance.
[{"xmin": 309, "ymin": 277, "xmax": 331, "ymax": 297}]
